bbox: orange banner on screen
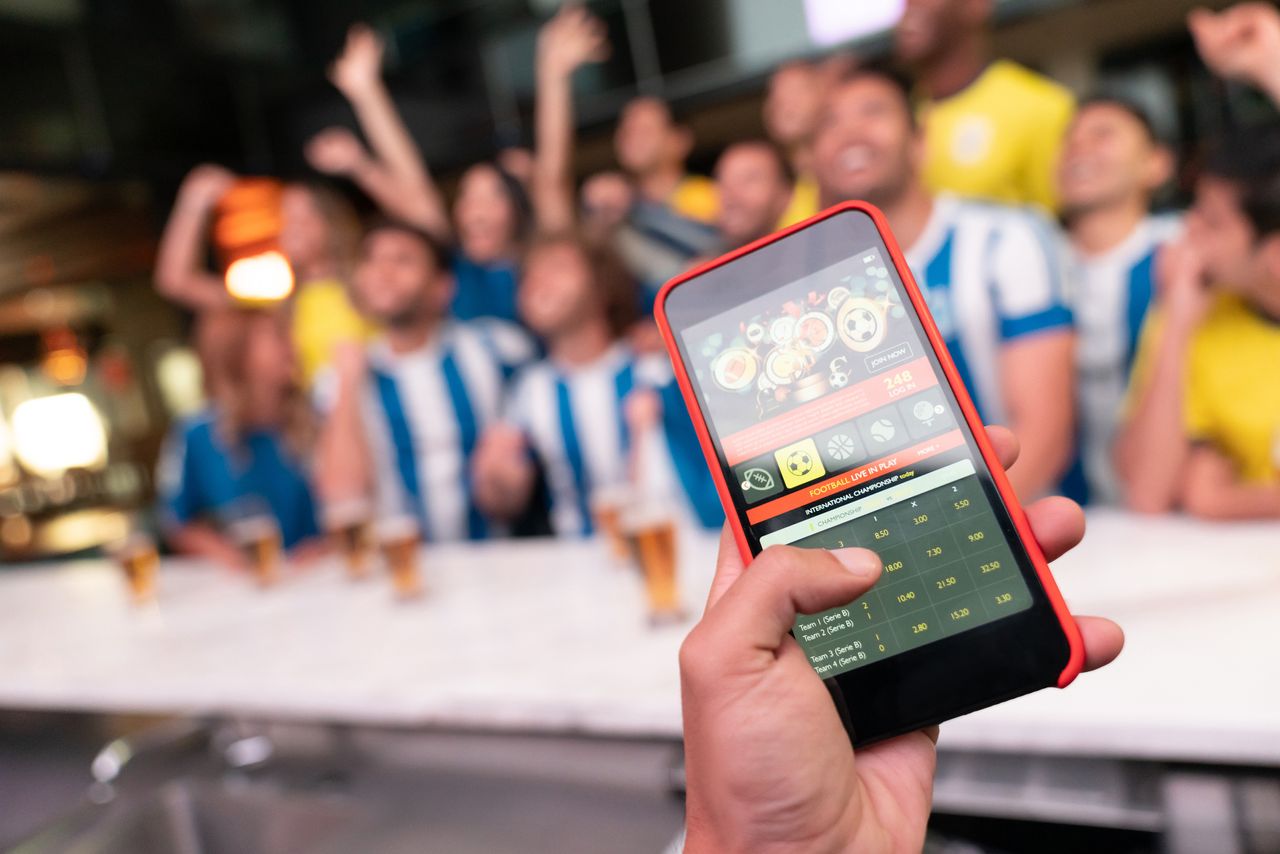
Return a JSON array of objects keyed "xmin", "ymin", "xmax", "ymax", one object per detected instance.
[
  {"xmin": 746, "ymin": 429, "xmax": 966, "ymax": 524},
  {"xmin": 722, "ymin": 356, "xmax": 937, "ymax": 466}
]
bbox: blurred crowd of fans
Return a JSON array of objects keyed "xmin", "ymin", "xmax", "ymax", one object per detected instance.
[{"xmin": 151, "ymin": 0, "xmax": 1280, "ymax": 566}]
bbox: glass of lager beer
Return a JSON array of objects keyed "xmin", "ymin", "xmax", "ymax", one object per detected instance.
[
  {"xmin": 227, "ymin": 514, "xmax": 282, "ymax": 588},
  {"xmin": 111, "ymin": 532, "xmax": 160, "ymax": 605},
  {"xmin": 324, "ymin": 497, "xmax": 374, "ymax": 581},
  {"xmin": 375, "ymin": 515, "xmax": 423, "ymax": 600},
  {"xmin": 589, "ymin": 484, "xmax": 632, "ymax": 563},
  {"xmin": 621, "ymin": 503, "xmax": 682, "ymax": 625}
]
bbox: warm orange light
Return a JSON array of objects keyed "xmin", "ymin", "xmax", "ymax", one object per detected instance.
[
  {"xmin": 225, "ymin": 251, "xmax": 295, "ymax": 303},
  {"xmin": 40, "ymin": 327, "xmax": 88, "ymax": 386},
  {"xmin": 214, "ymin": 177, "xmax": 284, "ymax": 258}
]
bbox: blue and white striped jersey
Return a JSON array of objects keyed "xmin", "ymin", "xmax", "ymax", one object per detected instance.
[
  {"xmin": 1068, "ymin": 213, "xmax": 1181, "ymax": 504},
  {"xmin": 904, "ymin": 194, "xmax": 1075, "ymax": 426},
  {"xmin": 505, "ymin": 344, "xmax": 722, "ymax": 536},
  {"xmin": 359, "ymin": 320, "xmax": 536, "ymax": 542}
]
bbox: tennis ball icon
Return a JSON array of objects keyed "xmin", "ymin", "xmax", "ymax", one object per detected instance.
[{"xmin": 869, "ymin": 418, "xmax": 896, "ymax": 443}]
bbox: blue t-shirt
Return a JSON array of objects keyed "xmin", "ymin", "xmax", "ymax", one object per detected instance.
[
  {"xmin": 451, "ymin": 253, "xmax": 520, "ymax": 325},
  {"xmin": 155, "ymin": 411, "xmax": 320, "ymax": 549}
]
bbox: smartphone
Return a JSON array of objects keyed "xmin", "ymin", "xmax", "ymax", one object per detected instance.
[{"xmin": 655, "ymin": 202, "xmax": 1084, "ymax": 746}]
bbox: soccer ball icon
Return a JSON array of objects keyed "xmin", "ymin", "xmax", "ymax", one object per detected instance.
[
  {"xmin": 847, "ymin": 308, "xmax": 879, "ymax": 342},
  {"xmin": 785, "ymin": 449, "xmax": 816, "ymax": 478},
  {"xmin": 838, "ymin": 297, "xmax": 887, "ymax": 351}
]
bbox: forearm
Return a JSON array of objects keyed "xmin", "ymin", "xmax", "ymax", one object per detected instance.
[
  {"xmin": 1114, "ymin": 319, "xmax": 1196, "ymax": 513},
  {"xmin": 165, "ymin": 523, "xmax": 247, "ymax": 568},
  {"xmin": 1183, "ymin": 480, "xmax": 1280, "ymax": 520},
  {"xmin": 315, "ymin": 393, "xmax": 373, "ymax": 506},
  {"xmin": 154, "ymin": 200, "xmax": 230, "ymax": 309},
  {"xmin": 532, "ymin": 63, "xmax": 577, "ymax": 233},
  {"xmin": 347, "ymin": 157, "xmax": 441, "ymax": 232},
  {"xmin": 343, "ymin": 82, "xmax": 451, "ymax": 241},
  {"xmin": 1179, "ymin": 447, "xmax": 1280, "ymax": 520}
]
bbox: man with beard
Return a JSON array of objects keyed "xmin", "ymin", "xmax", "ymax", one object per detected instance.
[
  {"xmin": 316, "ymin": 221, "xmax": 536, "ymax": 541},
  {"xmin": 811, "ymin": 68, "xmax": 1075, "ymax": 499},
  {"xmin": 713, "ymin": 141, "xmax": 796, "ymax": 250}
]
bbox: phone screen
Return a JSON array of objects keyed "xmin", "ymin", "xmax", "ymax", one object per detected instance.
[{"xmin": 674, "ymin": 242, "xmax": 1034, "ymax": 681}]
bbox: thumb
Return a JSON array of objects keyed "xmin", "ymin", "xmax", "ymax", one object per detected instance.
[{"xmin": 697, "ymin": 545, "xmax": 882, "ymax": 662}]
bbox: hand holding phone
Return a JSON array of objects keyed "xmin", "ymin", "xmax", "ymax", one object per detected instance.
[
  {"xmin": 680, "ymin": 426, "xmax": 1124, "ymax": 854},
  {"xmin": 658, "ymin": 202, "xmax": 1105, "ymax": 744}
]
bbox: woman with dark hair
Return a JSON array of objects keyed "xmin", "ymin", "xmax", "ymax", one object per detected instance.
[
  {"xmin": 155, "ymin": 307, "xmax": 323, "ymax": 566},
  {"xmin": 154, "ymin": 168, "xmax": 371, "ymax": 384},
  {"xmin": 306, "ymin": 24, "xmax": 535, "ymax": 325}
]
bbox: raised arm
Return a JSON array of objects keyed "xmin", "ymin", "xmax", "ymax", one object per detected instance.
[
  {"xmin": 154, "ymin": 164, "xmax": 236, "ymax": 310},
  {"xmin": 1113, "ymin": 241, "xmax": 1209, "ymax": 513},
  {"xmin": 316, "ymin": 24, "xmax": 451, "ymax": 241},
  {"xmin": 532, "ymin": 6, "xmax": 610, "ymax": 234},
  {"xmin": 1189, "ymin": 2, "xmax": 1280, "ymax": 107}
]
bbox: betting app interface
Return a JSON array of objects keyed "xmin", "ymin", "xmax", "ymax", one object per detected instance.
[{"xmin": 682, "ymin": 248, "xmax": 1033, "ymax": 680}]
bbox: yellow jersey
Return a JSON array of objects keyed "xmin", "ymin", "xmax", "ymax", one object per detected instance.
[
  {"xmin": 918, "ymin": 60, "xmax": 1075, "ymax": 213},
  {"xmin": 778, "ymin": 173, "xmax": 820, "ymax": 229},
  {"xmin": 290, "ymin": 278, "xmax": 374, "ymax": 385},
  {"xmin": 1131, "ymin": 295, "xmax": 1280, "ymax": 484},
  {"xmin": 669, "ymin": 174, "xmax": 720, "ymax": 224}
]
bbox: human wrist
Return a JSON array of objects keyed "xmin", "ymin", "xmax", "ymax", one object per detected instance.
[
  {"xmin": 682, "ymin": 804, "xmax": 853, "ymax": 854},
  {"xmin": 1259, "ymin": 67, "xmax": 1280, "ymax": 106},
  {"xmin": 537, "ymin": 58, "xmax": 573, "ymax": 85}
]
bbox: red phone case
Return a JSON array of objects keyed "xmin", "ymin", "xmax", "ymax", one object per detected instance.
[{"xmin": 654, "ymin": 200, "xmax": 1085, "ymax": 689}]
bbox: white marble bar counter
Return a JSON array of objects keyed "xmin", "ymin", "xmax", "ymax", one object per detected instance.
[{"xmin": 0, "ymin": 511, "xmax": 1276, "ymax": 767}]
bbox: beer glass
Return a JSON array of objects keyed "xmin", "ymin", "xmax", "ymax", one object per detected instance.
[
  {"xmin": 324, "ymin": 497, "xmax": 374, "ymax": 581},
  {"xmin": 111, "ymin": 532, "xmax": 159, "ymax": 605},
  {"xmin": 621, "ymin": 503, "xmax": 682, "ymax": 624},
  {"xmin": 375, "ymin": 515, "xmax": 424, "ymax": 600},
  {"xmin": 589, "ymin": 484, "xmax": 632, "ymax": 563},
  {"xmin": 228, "ymin": 514, "xmax": 282, "ymax": 587}
]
